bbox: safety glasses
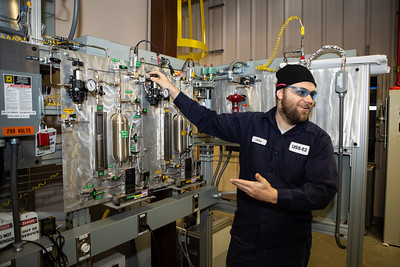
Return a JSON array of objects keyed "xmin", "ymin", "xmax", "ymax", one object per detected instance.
[{"xmin": 287, "ymin": 85, "xmax": 318, "ymax": 100}]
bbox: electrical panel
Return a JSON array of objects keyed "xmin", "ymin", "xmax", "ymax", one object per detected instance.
[{"xmin": 0, "ymin": 70, "xmax": 42, "ymax": 137}]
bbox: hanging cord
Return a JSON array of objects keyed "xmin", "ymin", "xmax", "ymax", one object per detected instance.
[
  {"xmin": 215, "ymin": 149, "xmax": 232, "ymax": 187},
  {"xmin": 133, "ymin": 40, "xmax": 161, "ymax": 65},
  {"xmin": 257, "ymin": 15, "xmax": 304, "ymax": 72},
  {"xmin": 46, "ymin": 230, "xmax": 68, "ymax": 266},
  {"xmin": 177, "ymin": 227, "xmax": 194, "ymax": 267},
  {"xmin": 212, "ymin": 146, "xmax": 224, "ymax": 185}
]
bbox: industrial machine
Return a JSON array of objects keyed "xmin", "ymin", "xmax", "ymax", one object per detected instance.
[{"xmin": 0, "ymin": 2, "xmax": 391, "ymax": 267}]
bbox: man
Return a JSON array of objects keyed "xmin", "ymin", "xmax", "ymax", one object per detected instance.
[{"xmin": 150, "ymin": 64, "xmax": 338, "ymax": 267}]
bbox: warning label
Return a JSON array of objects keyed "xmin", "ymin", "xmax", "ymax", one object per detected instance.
[{"xmin": 1, "ymin": 74, "xmax": 36, "ymax": 119}]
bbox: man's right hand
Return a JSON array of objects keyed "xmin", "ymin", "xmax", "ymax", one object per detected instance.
[{"xmin": 148, "ymin": 71, "xmax": 180, "ymax": 99}]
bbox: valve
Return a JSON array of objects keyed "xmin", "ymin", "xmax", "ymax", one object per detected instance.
[{"xmin": 227, "ymin": 92, "xmax": 246, "ymax": 113}]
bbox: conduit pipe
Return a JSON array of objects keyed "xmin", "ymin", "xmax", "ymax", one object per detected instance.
[
  {"xmin": 308, "ymin": 45, "xmax": 347, "ymax": 249},
  {"xmin": 68, "ymin": 0, "xmax": 79, "ymax": 40}
]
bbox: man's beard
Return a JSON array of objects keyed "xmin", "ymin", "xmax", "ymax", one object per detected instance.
[{"xmin": 280, "ymin": 91, "xmax": 313, "ymax": 125}]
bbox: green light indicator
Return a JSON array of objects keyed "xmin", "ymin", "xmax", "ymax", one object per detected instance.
[
  {"xmin": 97, "ymin": 106, "xmax": 103, "ymax": 110},
  {"xmin": 84, "ymin": 184, "xmax": 94, "ymax": 189},
  {"xmin": 111, "ymin": 58, "xmax": 120, "ymax": 62},
  {"xmin": 98, "ymin": 171, "xmax": 104, "ymax": 176},
  {"xmin": 125, "ymin": 90, "xmax": 132, "ymax": 94},
  {"xmin": 108, "ymin": 165, "xmax": 114, "ymax": 168}
]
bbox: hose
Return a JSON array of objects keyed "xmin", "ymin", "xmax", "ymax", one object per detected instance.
[
  {"xmin": 257, "ymin": 15, "xmax": 304, "ymax": 72},
  {"xmin": 212, "ymin": 146, "xmax": 223, "ymax": 185},
  {"xmin": 215, "ymin": 149, "xmax": 232, "ymax": 187},
  {"xmin": 306, "ymin": 45, "xmax": 346, "ymax": 70},
  {"xmin": 0, "ymin": 26, "xmax": 25, "ymax": 37},
  {"xmin": 68, "ymin": 0, "xmax": 79, "ymax": 40}
]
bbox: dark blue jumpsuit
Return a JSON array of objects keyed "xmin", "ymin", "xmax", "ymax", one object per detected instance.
[{"xmin": 173, "ymin": 92, "xmax": 338, "ymax": 267}]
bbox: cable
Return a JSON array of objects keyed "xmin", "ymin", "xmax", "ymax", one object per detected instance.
[
  {"xmin": 140, "ymin": 224, "xmax": 161, "ymax": 267},
  {"xmin": 212, "ymin": 146, "xmax": 223, "ymax": 185},
  {"xmin": 177, "ymin": 227, "xmax": 194, "ymax": 267},
  {"xmin": 133, "ymin": 40, "xmax": 161, "ymax": 65},
  {"xmin": 23, "ymin": 240, "xmax": 56, "ymax": 267},
  {"xmin": 257, "ymin": 15, "xmax": 304, "ymax": 72},
  {"xmin": 46, "ymin": 230, "xmax": 68, "ymax": 267},
  {"xmin": 215, "ymin": 149, "xmax": 232, "ymax": 187}
]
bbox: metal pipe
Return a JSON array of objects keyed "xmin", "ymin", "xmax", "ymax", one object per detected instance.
[
  {"xmin": 10, "ymin": 138, "xmax": 23, "ymax": 252},
  {"xmin": 335, "ymin": 93, "xmax": 347, "ymax": 249},
  {"xmin": 0, "ymin": 139, "xmax": 4, "ymax": 187},
  {"xmin": 0, "ymin": 26, "xmax": 25, "ymax": 37},
  {"xmin": 68, "ymin": 0, "xmax": 80, "ymax": 40}
]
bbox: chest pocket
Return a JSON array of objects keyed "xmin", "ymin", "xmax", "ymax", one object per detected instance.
[
  {"xmin": 245, "ymin": 142, "xmax": 272, "ymax": 173},
  {"xmin": 280, "ymin": 152, "xmax": 307, "ymax": 185}
]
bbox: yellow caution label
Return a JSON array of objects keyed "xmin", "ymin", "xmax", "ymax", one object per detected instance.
[
  {"xmin": 155, "ymin": 170, "xmax": 162, "ymax": 174},
  {"xmin": 63, "ymin": 109, "xmax": 74, "ymax": 114},
  {"xmin": 5, "ymin": 75, "xmax": 13, "ymax": 83}
]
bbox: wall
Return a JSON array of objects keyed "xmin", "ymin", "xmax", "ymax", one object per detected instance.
[{"xmin": 54, "ymin": 0, "xmax": 151, "ymax": 47}]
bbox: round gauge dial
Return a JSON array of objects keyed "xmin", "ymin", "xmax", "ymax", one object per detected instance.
[{"xmin": 86, "ymin": 79, "xmax": 97, "ymax": 91}]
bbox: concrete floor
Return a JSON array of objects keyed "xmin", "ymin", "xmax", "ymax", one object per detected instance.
[{"xmin": 309, "ymin": 225, "xmax": 400, "ymax": 267}]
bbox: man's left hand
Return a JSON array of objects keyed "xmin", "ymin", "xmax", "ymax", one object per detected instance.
[{"xmin": 230, "ymin": 173, "xmax": 278, "ymax": 204}]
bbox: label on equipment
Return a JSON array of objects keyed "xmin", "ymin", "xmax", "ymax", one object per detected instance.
[
  {"xmin": 35, "ymin": 128, "xmax": 57, "ymax": 156},
  {"xmin": 1, "ymin": 74, "xmax": 36, "ymax": 119},
  {"xmin": 0, "ymin": 212, "xmax": 39, "ymax": 249},
  {"xmin": 3, "ymin": 126, "xmax": 34, "ymax": 136}
]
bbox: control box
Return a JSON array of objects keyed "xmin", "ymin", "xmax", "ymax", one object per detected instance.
[{"xmin": 0, "ymin": 70, "xmax": 42, "ymax": 137}]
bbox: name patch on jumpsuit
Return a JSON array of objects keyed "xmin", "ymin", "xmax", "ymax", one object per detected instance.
[
  {"xmin": 251, "ymin": 136, "xmax": 267, "ymax": 145},
  {"xmin": 289, "ymin": 142, "xmax": 310, "ymax": 156}
]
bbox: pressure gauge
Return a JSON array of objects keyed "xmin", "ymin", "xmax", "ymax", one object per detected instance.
[
  {"xmin": 86, "ymin": 79, "xmax": 97, "ymax": 92},
  {"xmin": 161, "ymin": 88, "xmax": 169, "ymax": 98}
]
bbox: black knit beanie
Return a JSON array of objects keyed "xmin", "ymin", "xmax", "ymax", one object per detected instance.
[{"xmin": 276, "ymin": 64, "xmax": 317, "ymax": 91}]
